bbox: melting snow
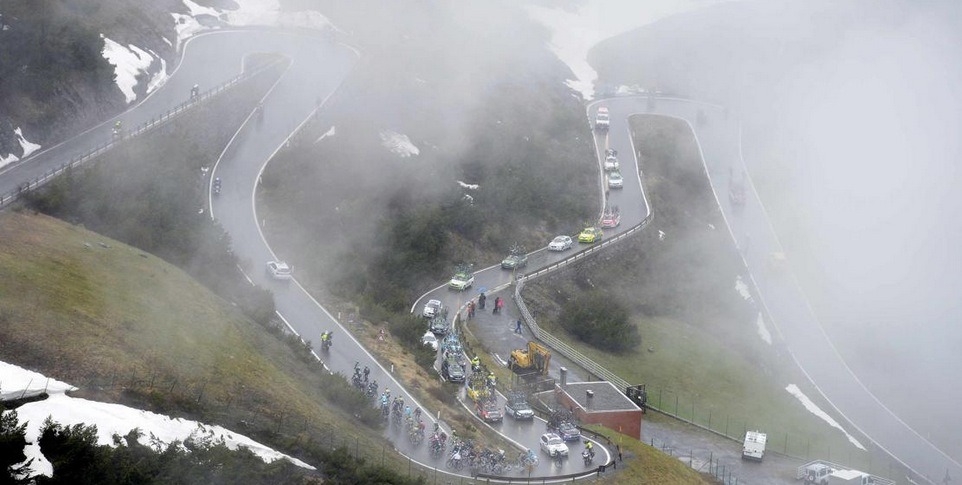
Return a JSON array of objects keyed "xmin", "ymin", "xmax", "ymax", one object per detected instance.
[
  {"xmin": 1, "ymin": 360, "xmax": 314, "ymax": 477},
  {"xmin": 15, "ymin": 128, "xmax": 41, "ymax": 159},
  {"xmin": 1, "ymin": 127, "xmax": 43, "ymax": 168},
  {"xmin": 314, "ymin": 126, "xmax": 336, "ymax": 144},
  {"xmin": 785, "ymin": 384, "xmax": 866, "ymax": 451},
  {"xmin": 101, "ymin": 37, "xmax": 157, "ymax": 104},
  {"xmin": 380, "ymin": 130, "xmax": 420, "ymax": 158},
  {"xmin": 755, "ymin": 313, "xmax": 772, "ymax": 345},
  {"xmin": 525, "ymin": 1, "xmax": 727, "ymax": 100},
  {"xmin": 735, "ymin": 276, "xmax": 752, "ymax": 302},
  {"xmin": 735, "ymin": 276, "xmax": 770, "ymax": 344},
  {"xmin": 457, "ymin": 181, "xmax": 479, "ymax": 190}
]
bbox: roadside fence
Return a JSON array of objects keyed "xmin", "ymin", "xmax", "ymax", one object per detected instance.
[{"xmin": 0, "ymin": 57, "xmax": 288, "ymax": 210}]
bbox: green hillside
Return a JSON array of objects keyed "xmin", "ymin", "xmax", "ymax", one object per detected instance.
[{"xmin": 0, "ymin": 210, "xmax": 413, "ymax": 483}]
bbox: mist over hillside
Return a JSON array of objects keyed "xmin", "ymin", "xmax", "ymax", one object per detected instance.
[{"xmin": 590, "ymin": 0, "xmax": 962, "ymax": 460}]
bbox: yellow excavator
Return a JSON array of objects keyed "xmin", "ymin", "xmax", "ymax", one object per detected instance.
[{"xmin": 509, "ymin": 341, "xmax": 551, "ymax": 375}]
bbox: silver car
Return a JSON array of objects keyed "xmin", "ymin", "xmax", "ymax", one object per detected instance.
[
  {"xmin": 548, "ymin": 235, "xmax": 573, "ymax": 251},
  {"xmin": 422, "ymin": 299, "xmax": 442, "ymax": 318}
]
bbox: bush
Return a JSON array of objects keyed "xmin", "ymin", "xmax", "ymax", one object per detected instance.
[
  {"xmin": 558, "ymin": 291, "xmax": 640, "ymax": 353},
  {"xmin": 387, "ymin": 314, "xmax": 436, "ymax": 371}
]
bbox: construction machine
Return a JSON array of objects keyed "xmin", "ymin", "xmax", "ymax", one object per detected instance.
[{"xmin": 509, "ymin": 341, "xmax": 551, "ymax": 375}]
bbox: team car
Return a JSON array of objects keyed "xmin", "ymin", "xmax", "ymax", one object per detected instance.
[
  {"xmin": 605, "ymin": 155, "xmax": 621, "ymax": 172},
  {"xmin": 504, "ymin": 393, "xmax": 535, "ymax": 420},
  {"xmin": 556, "ymin": 422, "xmax": 582, "ymax": 442},
  {"xmin": 608, "ymin": 171, "xmax": 624, "ymax": 189},
  {"xmin": 601, "ymin": 208, "xmax": 621, "ymax": 228},
  {"xmin": 441, "ymin": 357, "xmax": 465, "ymax": 382},
  {"xmin": 594, "ymin": 107, "xmax": 610, "ymax": 131},
  {"xmin": 266, "ymin": 261, "xmax": 292, "ymax": 280},
  {"xmin": 421, "ymin": 331, "xmax": 439, "ymax": 351},
  {"xmin": 578, "ymin": 227, "xmax": 603, "ymax": 244},
  {"xmin": 422, "ymin": 299, "xmax": 443, "ymax": 318},
  {"xmin": 476, "ymin": 400, "xmax": 504, "ymax": 423},
  {"xmin": 548, "ymin": 235, "xmax": 573, "ymax": 251},
  {"xmin": 539, "ymin": 433, "xmax": 569, "ymax": 457},
  {"xmin": 501, "ymin": 253, "xmax": 528, "ymax": 269},
  {"xmin": 448, "ymin": 271, "xmax": 474, "ymax": 291},
  {"xmin": 429, "ymin": 316, "xmax": 450, "ymax": 336}
]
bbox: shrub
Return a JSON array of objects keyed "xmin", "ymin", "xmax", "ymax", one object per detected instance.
[{"xmin": 558, "ymin": 291, "xmax": 640, "ymax": 353}]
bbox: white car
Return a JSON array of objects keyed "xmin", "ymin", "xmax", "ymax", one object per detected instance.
[
  {"xmin": 608, "ymin": 171, "xmax": 624, "ymax": 189},
  {"xmin": 595, "ymin": 107, "xmax": 610, "ymax": 131},
  {"xmin": 448, "ymin": 272, "xmax": 474, "ymax": 291},
  {"xmin": 539, "ymin": 433, "xmax": 568, "ymax": 457},
  {"xmin": 548, "ymin": 235, "xmax": 573, "ymax": 251},
  {"xmin": 266, "ymin": 261, "xmax": 292, "ymax": 280},
  {"xmin": 603, "ymin": 155, "xmax": 619, "ymax": 171},
  {"xmin": 422, "ymin": 299, "xmax": 443, "ymax": 318},
  {"xmin": 421, "ymin": 331, "xmax": 439, "ymax": 351}
]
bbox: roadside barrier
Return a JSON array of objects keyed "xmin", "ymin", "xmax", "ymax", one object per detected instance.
[{"xmin": 0, "ymin": 58, "xmax": 288, "ymax": 210}]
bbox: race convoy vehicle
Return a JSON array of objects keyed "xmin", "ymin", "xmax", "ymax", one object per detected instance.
[
  {"xmin": 422, "ymin": 299, "xmax": 443, "ymax": 318},
  {"xmin": 555, "ymin": 422, "xmax": 582, "ymax": 442},
  {"xmin": 742, "ymin": 430, "xmax": 767, "ymax": 461},
  {"xmin": 429, "ymin": 316, "xmax": 449, "ymax": 336},
  {"xmin": 607, "ymin": 170, "xmax": 624, "ymax": 189},
  {"xmin": 578, "ymin": 227, "xmax": 603, "ymax": 244},
  {"xmin": 603, "ymin": 149, "xmax": 619, "ymax": 171},
  {"xmin": 548, "ymin": 235, "xmax": 573, "ymax": 251},
  {"xmin": 504, "ymin": 392, "xmax": 535, "ymax": 420},
  {"xmin": 539, "ymin": 433, "xmax": 569, "ymax": 457},
  {"xmin": 441, "ymin": 356, "xmax": 465, "ymax": 382},
  {"xmin": 448, "ymin": 271, "xmax": 474, "ymax": 291},
  {"xmin": 266, "ymin": 261, "xmax": 292, "ymax": 280},
  {"xmin": 501, "ymin": 253, "xmax": 528, "ymax": 269},
  {"xmin": 421, "ymin": 331, "xmax": 439, "ymax": 351},
  {"xmin": 476, "ymin": 400, "xmax": 504, "ymax": 423},
  {"xmin": 601, "ymin": 207, "xmax": 621, "ymax": 228},
  {"xmin": 595, "ymin": 107, "xmax": 610, "ymax": 131}
]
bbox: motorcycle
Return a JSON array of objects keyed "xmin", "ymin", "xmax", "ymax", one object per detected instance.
[{"xmin": 582, "ymin": 449, "xmax": 594, "ymax": 466}]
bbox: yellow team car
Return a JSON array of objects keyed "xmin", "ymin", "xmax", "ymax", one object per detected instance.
[{"xmin": 578, "ymin": 227, "xmax": 603, "ymax": 243}]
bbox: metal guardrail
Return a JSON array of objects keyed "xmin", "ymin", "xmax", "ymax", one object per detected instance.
[
  {"xmin": 0, "ymin": 58, "xmax": 287, "ymax": 210},
  {"xmin": 512, "ymin": 212, "xmax": 654, "ymax": 394}
]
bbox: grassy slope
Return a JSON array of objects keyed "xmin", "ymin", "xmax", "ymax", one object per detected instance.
[
  {"xmin": 581, "ymin": 425, "xmax": 711, "ymax": 484},
  {"xmin": 523, "ymin": 115, "xmax": 875, "ymax": 467},
  {"xmin": 0, "ymin": 210, "xmax": 401, "ymax": 472}
]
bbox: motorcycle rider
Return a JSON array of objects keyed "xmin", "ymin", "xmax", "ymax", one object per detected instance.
[
  {"xmin": 471, "ymin": 356, "xmax": 481, "ymax": 372},
  {"xmin": 584, "ymin": 440, "xmax": 594, "ymax": 458}
]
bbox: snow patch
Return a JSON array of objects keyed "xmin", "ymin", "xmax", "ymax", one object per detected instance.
[
  {"xmin": 525, "ymin": 1, "xmax": 727, "ymax": 100},
  {"xmin": 1, "ymin": 360, "xmax": 314, "ymax": 477},
  {"xmin": 15, "ymin": 128, "xmax": 41, "ymax": 159},
  {"xmin": 101, "ymin": 36, "xmax": 156, "ymax": 104},
  {"xmin": 1, "ymin": 127, "xmax": 43, "ymax": 169},
  {"xmin": 314, "ymin": 126, "xmax": 336, "ymax": 144},
  {"xmin": 735, "ymin": 275, "xmax": 752, "ymax": 302},
  {"xmin": 457, "ymin": 181, "xmax": 479, "ymax": 190},
  {"xmin": 172, "ymin": 0, "xmax": 334, "ymax": 52},
  {"xmin": 0, "ymin": 152, "xmax": 18, "ymax": 168},
  {"xmin": 755, "ymin": 313, "xmax": 772, "ymax": 345},
  {"xmin": 785, "ymin": 384, "xmax": 866, "ymax": 450},
  {"xmin": 182, "ymin": 0, "xmax": 221, "ymax": 17},
  {"xmin": 380, "ymin": 130, "xmax": 420, "ymax": 158},
  {"xmin": 146, "ymin": 57, "xmax": 169, "ymax": 94}
]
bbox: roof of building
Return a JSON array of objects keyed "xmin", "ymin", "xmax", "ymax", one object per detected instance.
[{"xmin": 559, "ymin": 381, "xmax": 640, "ymax": 413}]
